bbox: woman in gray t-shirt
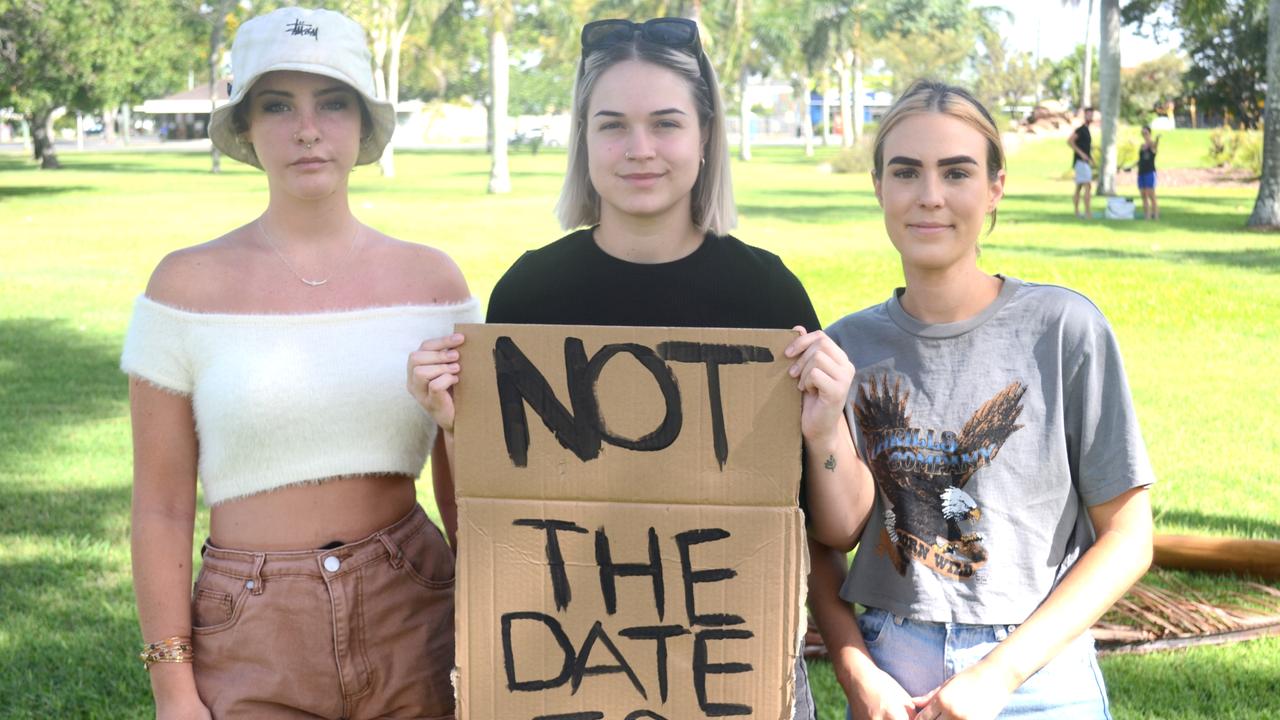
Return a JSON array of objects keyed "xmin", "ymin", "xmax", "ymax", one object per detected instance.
[{"xmin": 808, "ymin": 81, "xmax": 1155, "ymax": 720}]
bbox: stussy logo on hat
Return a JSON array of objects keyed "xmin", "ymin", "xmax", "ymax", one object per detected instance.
[{"xmin": 286, "ymin": 19, "xmax": 319, "ymax": 39}]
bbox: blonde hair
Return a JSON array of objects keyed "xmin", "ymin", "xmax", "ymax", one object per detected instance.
[
  {"xmin": 873, "ymin": 80, "xmax": 1005, "ymax": 232},
  {"xmin": 555, "ymin": 38, "xmax": 736, "ymax": 234}
]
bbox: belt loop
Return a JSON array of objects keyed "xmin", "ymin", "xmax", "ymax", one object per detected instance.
[
  {"xmin": 249, "ymin": 553, "xmax": 266, "ymax": 595},
  {"xmin": 378, "ymin": 533, "xmax": 404, "ymax": 569}
]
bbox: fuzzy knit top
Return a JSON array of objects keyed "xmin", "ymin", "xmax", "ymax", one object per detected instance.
[{"xmin": 121, "ymin": 295, "xmax": 482, "ymax": 505}]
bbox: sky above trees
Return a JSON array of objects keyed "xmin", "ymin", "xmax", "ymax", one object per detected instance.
[{"xmin": 992, "ymin": 0, "xmax": 1182, "ymax": 64}]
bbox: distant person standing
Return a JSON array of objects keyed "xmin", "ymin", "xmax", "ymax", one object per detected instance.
[
  {"xmin": 1068, "ymin": 107, "xmax": 1094, "ymax": 219},
  {"xmin": 1138, "ymin": 125, "xmax": 1160, "ymax": 220}
]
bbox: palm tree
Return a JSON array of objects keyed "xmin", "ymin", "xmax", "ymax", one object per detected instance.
[
  {"xmin": 1081, "ymin": 0, "xmax": 1095, "ymax": 108},
  {"xmin": 1096, "ymin": 0, "xmax": 1119, "ymax": 196},
  {"xmin": 486, "ymin": 0, "xmax": 511, "ymax": 194},
  {"xmin": 1248, "ymin": 0, "xmax": 1280, "ymax": 228}
]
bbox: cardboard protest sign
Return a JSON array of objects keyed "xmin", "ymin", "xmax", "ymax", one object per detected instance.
[{"xmin": 453, "ymin": 324, "xmax": 807, "ymax": 720}]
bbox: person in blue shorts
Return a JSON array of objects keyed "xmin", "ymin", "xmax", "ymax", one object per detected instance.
[{"xmin": 1137, "ymin": 125, "xmax": 1160, "ymax": 220}]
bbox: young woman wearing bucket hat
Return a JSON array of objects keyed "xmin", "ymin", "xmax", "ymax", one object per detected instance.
[
  {"xmin": 122, "ymin": 7, "xmax": 475, "ymax": 719},
  {"xmin": 408, "ymin": 18, "xmax": 874, "ymax": 719}
]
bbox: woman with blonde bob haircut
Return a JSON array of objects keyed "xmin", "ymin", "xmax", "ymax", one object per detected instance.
[
  {"xmin": 805, "ymin": 80, "xmax": 1155, "ymax": 719},
  {"xmin": 409, "ymin": 17, "xmax": 867, "ymax": 720},
  {"xmin": 554, "ymin": 22, "xmax": 736, "ymax": 235}
]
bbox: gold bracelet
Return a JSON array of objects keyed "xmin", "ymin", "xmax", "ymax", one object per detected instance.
[{"xmin": 139, "ymin": 636, "xmax": 194, "ymax": 669}]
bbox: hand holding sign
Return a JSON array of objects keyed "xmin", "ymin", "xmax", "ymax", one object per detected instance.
[
  {"xmin": 407, "ymin": 332, "xmax": 465, "ymax": 432},
  {"xmin": 785, "ymin": 327, "xmax": 855, "ymax": 448}
]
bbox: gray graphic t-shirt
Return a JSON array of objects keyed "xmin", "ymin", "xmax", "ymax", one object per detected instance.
[{"xmin": 825, "ymin": 277, "xmax": 1154, "ymax": 624}]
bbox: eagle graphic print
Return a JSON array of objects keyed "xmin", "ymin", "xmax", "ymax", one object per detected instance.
[{"xmin": 854, "ymin": 374, "xmax": 1028, "ymax": 580}]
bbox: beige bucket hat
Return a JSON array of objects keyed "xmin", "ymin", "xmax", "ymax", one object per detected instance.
[{"xmin": 208, "ymin": 7, "xmax": 396, "ymax": 168}]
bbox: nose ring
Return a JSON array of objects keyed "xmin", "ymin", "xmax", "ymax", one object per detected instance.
[
  {"xmin": 624, "ymin": 151, "xmax": 634, "ymax": 161},
  {"xmin": 293, "ymin": 132, "xmax": 314, "ymax": 150}
]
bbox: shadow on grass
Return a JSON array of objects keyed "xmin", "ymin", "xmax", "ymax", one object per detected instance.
[
  {"xmin": 0, "ymin": 153, "xmax": 249, "ymax": 176},
  {"xmin": 1154, "ymin": 508, "xmax": 1280, "ymax": 539},
  {"xmin": 0, "ymin": 557, "xmax": 150, "ymax": 717},
  {"xmin": 999, "ymin": 192, "xmax": 1261, "ymax": 235},
  {"xmin": 985, "ymin": 243, "xmax": 1280, "ymax": 274},
  {"xmin": 453, "ymin": 169, "xmax": 569, "ymax": 179},
  {"xmin": 0, "ymin": 185, "xmax": 92, "ymax": 201},
  {"xmin": 736, "ymin": 185, "xmax": 881, "ymax": 225},
  {"xmin": 0, "ymin": 319, "xmax": 125, "ymax": 477},
  {"xmin": 57, "ymin": 157, "xmax": 251, "ymax": 175},
  {"xmin": 0, "ymin": 483, "xmax": 132, "ymax": 539}
]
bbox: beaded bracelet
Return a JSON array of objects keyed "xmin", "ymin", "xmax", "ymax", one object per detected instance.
[{"xmin": 139, "ymin": 636, "xmax": 194, "ymax": 669}]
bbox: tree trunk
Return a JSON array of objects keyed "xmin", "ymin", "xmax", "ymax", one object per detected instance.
[
  {"xmin": 821, "ymin": 80, "xmax": 831, "ymax": 147},
  {"xmin": 1096, "ymin": 0, "xmax": 1120, "ymax": 196},
  {"xmin": 1248, "ymin": 0, "xmax": 1280, "ymax": 228},
  {"xmin": 209, "ymin": 4, "xmax": 226, "ymax": 174},
  {"xmin": 103, "ymin": 107, "xmax": 117, "ymax": 144},
  {"xmin": 852, "ymin": 18, "xmax": 864, "ymax": 142},
  {"xmin": 852, "ymin": 48, "xmax": 865, "ymax": 142},
  {"xmin": 1153, "ymin": 534, "xmax": 1280, "ymax": 580},
  {"xmin": 122, "ymin": 103, "xmax": 132, "ymax": 146},
  {"xmin": 487, "ymin": 9, "xmax": 511, "ymax": 194},
  {"xmin": 371, "ymin": 3, "xmax": 393, "ymax": 178},
  {"xmin": 75, "ymin": 112, "xmax": 85, "ymax": 151},
  {"xmin": 1081, "ymin": 0, "xmax": 1094, "ymax": 109},
  {"xmin": 738, "ymin": 66, "xmax": 752, "ymax": 162},
  {"xmin": 32, "ymin": 110, "xmax": 62, "ymax": 169},
  {"xmin": 838, "ymin": 51, "xmax": 853, "ymax": 149},
  {"xmin": 800, "ymin": 75, "xmax": 814, "ymax": 158}
]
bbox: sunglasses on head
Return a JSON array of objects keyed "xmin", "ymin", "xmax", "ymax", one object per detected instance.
[{"xmin": 581, "ymin": 18, "xmax": 702, "ymax": 58}]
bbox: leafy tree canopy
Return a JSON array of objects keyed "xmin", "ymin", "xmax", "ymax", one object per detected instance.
[{"xmin": 1123, "ymin": 0, "xmax": 1269, "ymax": 127}]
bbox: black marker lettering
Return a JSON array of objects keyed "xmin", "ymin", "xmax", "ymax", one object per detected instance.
[
  {"xmin": 675, "ymin": 528, "xmax": 743, "ymax": 627},
  {"xmin": 693, "ymin": 628, "xmax": 755, "ymax": 716},
  {"xmin": 514, "ymin": 519, "xmax": 588, "ymax": 611},
  {"xmin": 587, "ymin": 344, "xmax": 683, "ymax": 451},
  {"xmin": 571, "ymin": 621, "xmax": 647, "ymax": 699},
  {"xmin": 502, "ymin": 612, "xmax": 575, "ymax": 692},
  {"xmin": 595, "ymin": 527, "xmax": 665, "ymax": 620},
  {"xmin": 657, "ymin": 342, "xmax": 773, "ymax": 468},
  {"xmin": 619, "ymin": 625, "xmax": 690, "ymax": 703},
  {"xmin": 495, "ymin": 336, "xmax": 600, "ymax": 466}
]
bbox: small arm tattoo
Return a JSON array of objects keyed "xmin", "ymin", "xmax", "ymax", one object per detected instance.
[{"xmin": 823, "ymin": 454, "xmax": 836, "ymax": 471}]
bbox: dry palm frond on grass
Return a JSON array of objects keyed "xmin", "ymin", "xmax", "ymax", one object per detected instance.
[
  {"xmin": 801, "ymin": 534, "xmax": 1280, "ymax": 659},
  {"xmin": 1094, "ymin": 571, "xmax": 1280, "ymax": 655}
]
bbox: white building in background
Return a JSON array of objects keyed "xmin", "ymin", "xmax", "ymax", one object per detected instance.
[
  {"xmin": 135, "ymin": 83, "xmax": 489, "ymax": 146},
  {"xmin": 725, "ymin": 81, "xmax": 894, "ymax": 141}
]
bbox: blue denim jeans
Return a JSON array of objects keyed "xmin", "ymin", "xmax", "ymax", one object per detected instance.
[{"xmin": 846, "ymin": 607, "xmax": 1112, "ymax": 719}]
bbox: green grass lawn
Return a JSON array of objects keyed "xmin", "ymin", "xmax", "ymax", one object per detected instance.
[{"xmin": 2, "ymin": 128, "xmax": 1278, "ymax": 718}]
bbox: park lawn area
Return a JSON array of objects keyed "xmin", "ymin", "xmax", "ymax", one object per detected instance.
[{"xmin": 1, "ymin": 128, "xmax": 1278, "ymax": 718}]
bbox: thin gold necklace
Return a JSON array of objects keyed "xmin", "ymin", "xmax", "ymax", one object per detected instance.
[{"xmin": 257, "ymin": 217, "xmax": 361, "ymax": 287}]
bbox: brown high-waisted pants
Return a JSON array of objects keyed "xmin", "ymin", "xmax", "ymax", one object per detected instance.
[{"xmin": 191, "ymin": 504, "xmax": 455, "ymax": 719}]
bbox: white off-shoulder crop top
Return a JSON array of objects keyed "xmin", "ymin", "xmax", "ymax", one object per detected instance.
[{"xmin": 120, "ymin": 295, "xmax": 482, "ymax": 505}]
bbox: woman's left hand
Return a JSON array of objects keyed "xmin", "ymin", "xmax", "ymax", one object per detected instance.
[
  {"xmin": 785, "ymin": 327, "xmax": 854, "ymax": 444},
  {"xmin": 407, "ymin": 333, "xmax": 465, "ymax": 432},
  {"xmin": 910, "ymin": 664, "xmax": 1014, "ymax": 720}
]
